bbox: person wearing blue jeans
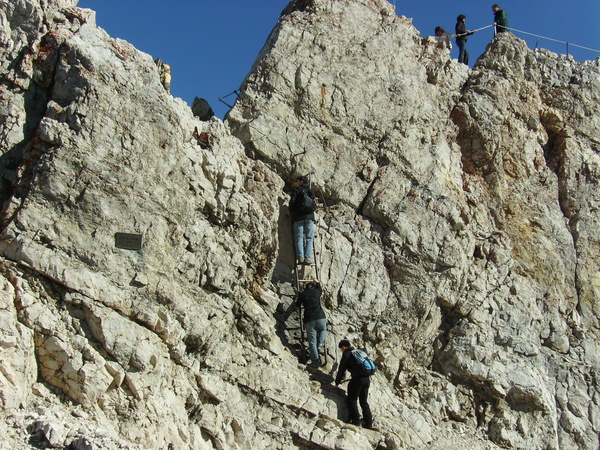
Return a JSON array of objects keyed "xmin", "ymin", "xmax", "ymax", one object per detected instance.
[
  {"xmin": 455, "ymin": 14, "xmax": 476, "ymax": 65},
  {"xmin": 305, "ymin": 318, "xmax": 327, "ymax": 366},
  {"xmin": 289, "ymin": 176, "xmax": 316, "ymax": 264},
  {"xmin": 296, "ymin": 280, "xmax": 327, "ymax": 367},
  {"xmin": 293, "ymin": 220, "xmax": 314, "ymax": 264}
]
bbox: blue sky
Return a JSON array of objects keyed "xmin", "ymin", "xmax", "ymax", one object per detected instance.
[{"xmin": 77, "ymin": 1, "xmax": 600, "ymax": 119}]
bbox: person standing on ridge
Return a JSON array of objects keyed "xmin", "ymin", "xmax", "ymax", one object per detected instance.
[
  {"xmin": 296, "ymin": 280, "xmax": 327, "ymax": 368},
  {"xmin": 492, "ymin": 4, "xmax": 509, "ymax": 34},
  {"xmin": 335, "ymin": 339, "xmax": 374, "ymax": 429},
  {"xmin": 455, "ymin": 14, "xmax": 476, "ymax": 65},
  {"xmin": 288, "ymin": 175, "xmax": 316, "ymax": 265},
  {"xmin": 433, "ymin": 26, "xmax": 453, "ymax": 50}
]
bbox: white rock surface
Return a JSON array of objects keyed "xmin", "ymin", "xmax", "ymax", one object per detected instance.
[{"xmin": 0, "ymin": 0, "xmax": 598, "ymax": 448}]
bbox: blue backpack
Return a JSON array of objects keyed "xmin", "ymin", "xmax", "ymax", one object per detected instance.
[{"xmin": 351, "ymin": 349, "xmax": 376, "ymax": 376}]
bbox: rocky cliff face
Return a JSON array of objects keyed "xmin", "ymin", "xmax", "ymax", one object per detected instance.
[{"xmin": 1, "ymin": 0, "xmax": 599, "ymax": 448}]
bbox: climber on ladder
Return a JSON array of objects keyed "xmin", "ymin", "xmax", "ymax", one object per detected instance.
[
  {"xmin": 295, "ymin": 279, "xmax": 327, "ymax": 368},
  {"xmin": 288, "ymin": 175, "xmax": 317, "ymax": 266},
  {"xmin": 288, "ymin": 174, "xmax": 321, "ymax": 297}
]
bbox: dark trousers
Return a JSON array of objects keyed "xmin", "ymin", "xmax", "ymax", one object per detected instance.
[
  {"xmin": 347, "ymin": 377, "xmax": 373, "ymax": 426},
  {"xmin": 457, "ymin": 40, "xmax": 469, "ymax": 65}
]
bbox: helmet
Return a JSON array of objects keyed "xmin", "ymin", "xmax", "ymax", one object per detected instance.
[{"xmin": 162, "ymin": 64, "xmax": 170, "ymax": 71}]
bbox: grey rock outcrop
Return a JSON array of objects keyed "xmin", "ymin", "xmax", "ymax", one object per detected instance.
[
  {"xmin": 229, "ymin": 0, "xmax": 600, "ymax": 448},
  {"xmin": 0, "ymin": 0, "xmax": 599, "ymax": 448}
]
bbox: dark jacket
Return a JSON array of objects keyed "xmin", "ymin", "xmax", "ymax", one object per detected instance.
[
  {"xmin": 494, "ymin": 9, "xmax": 509, "ymax": 32},
  {"xmin": 296, "ymin": 283, "xmax": 325, "ymax": 323},
  {"xmin": 289, "ymin": 185, "xmax": 315, "ymax": 222},
  {"xmin": 335, "ymin": 347, "xmax": 366, "ymax": 384},
  {"xmin": 455, "ymin": 21, "xmax": 472, "ymax": 42}
]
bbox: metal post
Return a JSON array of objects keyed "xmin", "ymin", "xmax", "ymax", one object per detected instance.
[
  {"xmin": 218, "ymin": 90, "xmax": 240, "ymax": 109},
  {"xmin": 566, "ymin": 42, "xmax": 569, "ymax": 56}
]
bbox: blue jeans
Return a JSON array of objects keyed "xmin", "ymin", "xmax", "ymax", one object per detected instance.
[
  {"xmin": 305, "ymin": 318, "xmax": 327, "ymax": 365},
  {"xmin": 457, "ymin": 40, "xmax": 469, "ymax": 65},
  {"xmin": 293, "ymin": 220, "xmax": 314, "ymax": 261}
]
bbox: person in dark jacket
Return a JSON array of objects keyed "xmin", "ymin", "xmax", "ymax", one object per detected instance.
[
  {"xmin": 492, "ymin": 4, "xmax": 509, "ymax": 34},
  {"xmin": 455, "ymin": 14, "xmax": 476, "ymax": 65},
  {"xmin": 288, "ymin": 176, "xmax": 316, "ymax": 265},
  {"xmin": 335, "ymin": 339, "xmax": 373, "ymax": 428},
  {"xmin": 296, "ymin": 280, "xmax": 327, "ymax": 367}
]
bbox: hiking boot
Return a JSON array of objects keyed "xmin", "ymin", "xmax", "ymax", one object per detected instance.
[
  {"xmin": 307, "ymin": 357, "xmax": 321, "ymax": 368},
  {"xmin": 362, "ymin": 422, "xmax": 374, "ymax": 429},
  {"xmin": 304, "ymin": 259, "xmax": 314, "ymax": 265}
]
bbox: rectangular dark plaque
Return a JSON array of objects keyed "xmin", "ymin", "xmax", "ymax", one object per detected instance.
[{"xmin": 115, "ymin": 232, "xmax": 143, "ymax": 250}]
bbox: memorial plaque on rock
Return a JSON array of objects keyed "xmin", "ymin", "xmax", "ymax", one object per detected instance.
[{"xmin": 115, "ymin": 232, "xmax": 143, "ymax": 250}]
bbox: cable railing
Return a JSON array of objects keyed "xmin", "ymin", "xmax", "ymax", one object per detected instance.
[
  {"xmin": 432, "ymin": 22, "xmax": 600, "ymax": 60},
  {"xmin": 506, "ymin": 26, "xmax": 600, "ymax": 57}
]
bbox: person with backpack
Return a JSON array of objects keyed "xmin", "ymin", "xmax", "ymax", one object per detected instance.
[
  {"xmin": 335, "ymin": 339, "xmax": 375, "ymax": 429},
  {"xmin": 296, "ymin": 280, "xmax": 327, "ymax": 368},
  {"xmin": 288, "ymin": 176, "xmax": 316, "ymax": 265}
]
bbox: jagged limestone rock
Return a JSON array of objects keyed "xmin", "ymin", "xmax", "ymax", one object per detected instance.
[
  {"xmin": 0, "ymin": 0, "xmax": 599, "ymax": 448},
  {"xmin": 228, "ymin": 0, "xmax": 600, "ymax": 449}
]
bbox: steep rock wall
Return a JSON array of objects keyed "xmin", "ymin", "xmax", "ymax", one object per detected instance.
[
  {"xmin": 0, "ymin": 0, "xmax": 598, "ymax": 448},
  {"xmin": 228, "ymin": 0, "xmax": 600, "ymax": 449}
]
